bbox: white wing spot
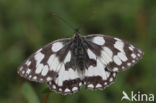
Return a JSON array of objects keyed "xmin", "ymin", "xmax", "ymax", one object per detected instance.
[
  {"xmin": 96, "ymin": 84, "xmax": 102, "ymax": 88},
  {"xmin": 114, "ymin": 41, "xmax": 124, "ymax": 52},
  {"xmin": 41, "ymin": 65, "xmax": 49, "ymax": 76},
  {"xmin": 47, "ymin": 55, "xmax": 55, "ymax": 67},
  {"xmin": 79, "ymin": 82, "xmax": 82, "ymax": 86},
  {"xmin": 84, "ymin": 82, "xmax": 86, "ymax": 85},
  {"xmin": 138, "ymin": 50, "xmax": 142, "ymax": 54},
  {"xmin": 34, "ymin": 52, "xmax": 44, "ymax": 66},
  {"xmin": 106, "ymin": 72, "xmax": 110, "ymax": 78},
  {"xmin": 26, "ymin": 60, "xmax": 31, "ymax": 66},
  {"xmin": 35, "ymin": 64, "xmax": 44, "ymax": 74},
  {"xmin": 113, "ymin": 67, "xmax": 118, "ymax": 72},
  {"xmin": 52, "ymin": 42, "xmax": 63, "ymax": 52},
  {"xmin": 40, "ymin": 78, "xmax": 43, "ymax": 81},
  {"xmin": 59, "ymin": 88, "xmax": 62, "ymax": 91},
  {"xmin": 33, "ymin": 76, "xmax": 37, "ymax": 80},
  {"xmin": 117, "ymin": 52, "xmax": 128, "ymax": 62},
  {"xmin": 131, "ymin": 45, "xmax": 135, "ymax": 48},
  {"xmin": 19, "ymin": 67, "xmax": 23, "ymax": 71},
  {"xmin": 64, "ymin": 51, "xmax": 71, "ymax": 63},
  {"xmin": 72, "ymin": 87, "xmax": 78, "ymax": 91},
  {"xmin": 131, "ymin": 53, "xmax": 136, "ymax": 59},
  {"xmin": 129, "ymin": 46, "xmax": 133, "ymax": 51},
  {"xmin": 127, "ymin": 63, "xmax": 131, "ymax": 66},
  {"xmin": 88, "ymin": 84, "xmax": 94, "ymax": 88},
  {"xmin": 28, "ymin": 75, "xmax": 32, "ymax": 78},
  {"xmin": 22, "ymin": 70, "xmax": 25, "ymax": 74},
  {"xmin": 49, "ymin": 57, "xmax": 60, "ymax": 72},
  {"xmin": 46, "ymin": 77, "xmax": 52, "ymax": 81},
  {"xmin": 132, "ymin": 60, "xmax": 135, "ymax": 63},
  {"xmin": 109, "ymin": 77, "xmax": 113, "ymax": 82},
  {"xmin": 53, "ymin": 85, "xmax": 56, "ymax": 89},
  {"xmin": 92, "ymin": 36, "xmax": 105, "ymax": 45},
  {"xmin": 26, "ymin": 69, "xmax": 31, "ymax": 74},
  {"xmin": 103, "ymin": 47, "xmax": 113, "ymax": 57},
  {"xmin": 137, "ymin": 53, "xmax": 141, "ymax": 57},
  {"xmin": 65, "ymin": 88, "xmax": 70, "ymax": 92},
  {"xmin": 113, "ymin": 56, "xmax": 122, "ymax": 65},
  {"xmin": 87, "ymin": 49, "xmax": 96, "ymax": 60},
  {"xmin": 104, "ymin": 82, "xmax": 107, "ymax": 85},
  {"xmin": 113, "ymin": 73, "xmax": 116, "ymax": 77},
  {"xmin": 101, "ymin": 50, "xmax": 112, "ymax": 65}
]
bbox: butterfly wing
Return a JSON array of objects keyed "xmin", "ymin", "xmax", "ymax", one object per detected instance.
[
  {"xmin": 83, "ymin": 63, "xmax": 117, "ymax": 90},
  {"xmin": 81, "ymin": 34, "xmax": 143, "ymax": 90},
  {"xmin": 48, "ymin": 68, "xmax": 82, "ymax": 94},
  {"xmin": 18, "ymin": 38, "xmax": 83, "ymax": 94},
  {"xmin": 76, "ymin": 37, "xmax": 116, "ymax": 89},
  {"xmin": 84, "ymin": 34, "xmax": 144, "ymax": 72},
  {"xmin": 18, "ymin": 38, "xmax": 72, "ymax": 83}
]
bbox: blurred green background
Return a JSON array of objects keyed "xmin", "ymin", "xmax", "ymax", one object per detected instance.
[{"xmin": 0, "ymin": 0, "xmax": 156, "ymax": 103}]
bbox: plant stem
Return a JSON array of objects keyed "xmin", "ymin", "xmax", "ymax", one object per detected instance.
[{"xmin": 43, "ymin": 93, "xmax": 50, "ymax": 103}]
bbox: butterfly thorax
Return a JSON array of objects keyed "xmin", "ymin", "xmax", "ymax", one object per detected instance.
[
  {"xmin": 72, "ymin": 34, "xmax": 87, "ymax": 71},
  {"xmin": 64, "ymin": 33, "xmax": 97, "ymax": 72}
]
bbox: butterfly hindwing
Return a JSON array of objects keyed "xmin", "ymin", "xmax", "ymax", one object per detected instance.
[
  {"xmin": 48, "ymin": 68, "xmax": 82, "ymax": 94},
  {"xmin": 17, "ymin": 38, "xmax": 72, "ymax": 83},
  {"xmin": 83, "ymin": 59, "xmax": 117, "ymax": 90},
  {"xmin": 84, "ymin": 73, "xmax": 117, "ymax": 90},
  {"xmin": 84, "ymin": 34, "xmax": 144, "ymax": 72},
  {"xmin": 76, "ymin": 40, "xmax": 116, "ymax": 90}
]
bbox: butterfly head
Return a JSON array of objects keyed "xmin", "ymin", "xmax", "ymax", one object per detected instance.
[{"xmin": 74, "ymin": 28, "xmax": 80, "ymax": 37}]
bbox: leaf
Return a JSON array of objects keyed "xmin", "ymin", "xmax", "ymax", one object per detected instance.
[
  {"xmin": 21, "ymin": 82, "xmax": 40, "ymax": 103},
  {"xmin": 41, "ymin": 87, "xmax": 51, "ymax": 94}
]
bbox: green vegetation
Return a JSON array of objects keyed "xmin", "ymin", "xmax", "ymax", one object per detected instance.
[{"xmin": 0, "ymin": 0, "xmax": 156, "ymax": 103}]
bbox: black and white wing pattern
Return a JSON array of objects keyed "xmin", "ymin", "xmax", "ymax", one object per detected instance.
[
  {"xmin": 84, "ymin": 34, "xmax": 144, "ymax": 72},
  {"xmin": 83, "ymin": 66, "xmax": 117, "ymax": 90},
  {"xmin": 18, "ymin": 38, "xmax": 72, "ymax": 83},
  {"xmin": 48, "ymin": 54, "xmax": 82, "ymax": 94},
  {"xmin": 48, "ymin": 74, "xmax": 82, "ymax": 94},
  {"xmin": 81, "ymin": 34, "xmax": 143, "ymax": 90},
  {"xmin": 18, "ymin": 38, "xmax": 83, "ymax": 94},
  {"xmin": 18, "ymin": 33, "xmax": 144, "ymax": 95}
]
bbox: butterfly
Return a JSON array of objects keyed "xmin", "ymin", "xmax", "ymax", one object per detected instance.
[{"xmin": 17, "ymin": 32, "xmax": 144, "ymax": 95}]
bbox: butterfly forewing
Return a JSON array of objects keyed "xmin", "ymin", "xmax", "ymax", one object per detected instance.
[
  {"xmin": 84, "ymin": 34, "xmax": 144, "ymax": 72},
  {"xmin": 18, "ymin": 38, "xmax": 72, "ymax": 83}
]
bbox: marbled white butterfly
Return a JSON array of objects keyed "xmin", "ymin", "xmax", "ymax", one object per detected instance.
[{"xmin": 17, "ymin": 32, "xmax": 144, "ymax": 95}]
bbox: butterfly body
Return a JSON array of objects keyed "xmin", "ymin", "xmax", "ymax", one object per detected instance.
[
  {"xmin": 70, "ymin": 34, "xmax": 96, "ymax": 72},
  {"xmin": 18, "ymin": 33, "xmax": 144, "ymax": 95},
  {"xmin": 72, "ymin": 35, "xmax": 87, "ymax": 71}
]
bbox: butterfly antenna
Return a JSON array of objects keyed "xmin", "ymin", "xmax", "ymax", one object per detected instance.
[
  {"xmin": 76, "ymin": 10, "xmax": 96, "ymax": 33},
  {"xmin": 52, "ymin": 13, "xmax": 75, "ymax": 32}
]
